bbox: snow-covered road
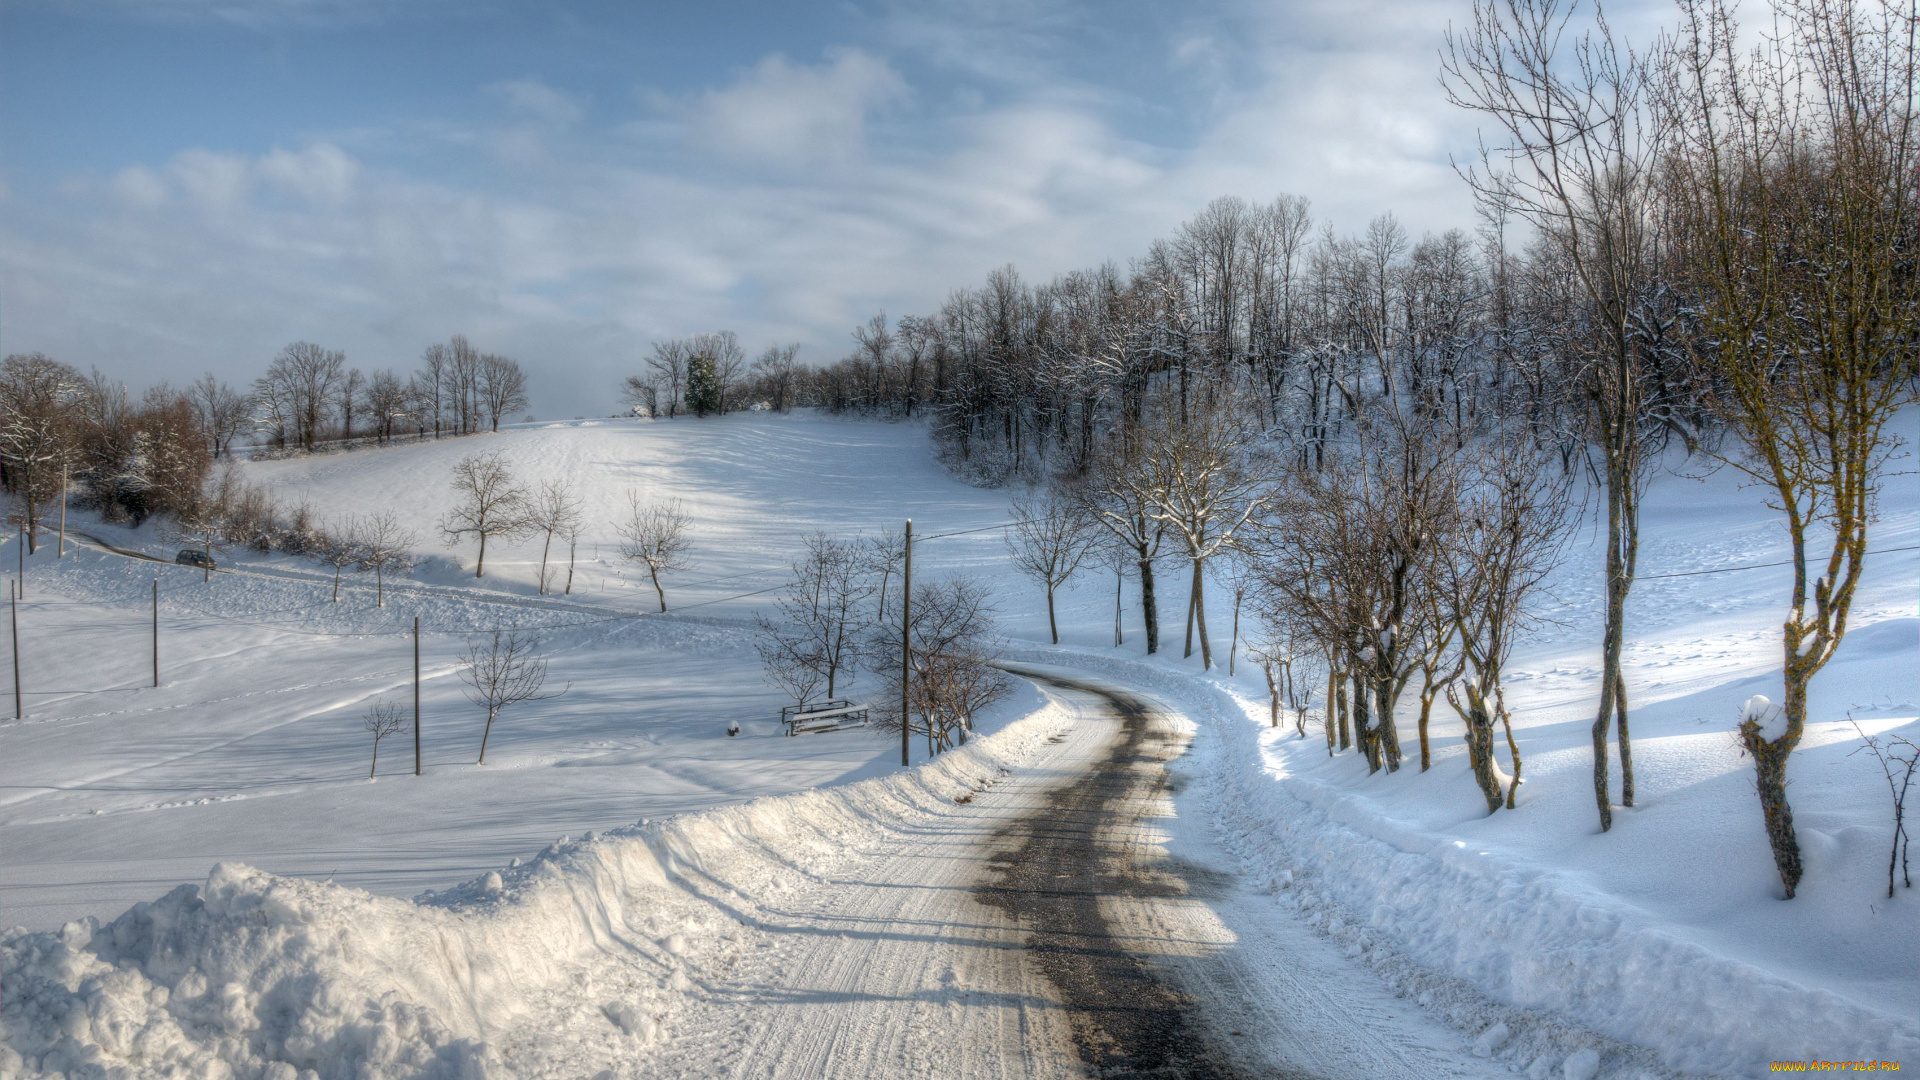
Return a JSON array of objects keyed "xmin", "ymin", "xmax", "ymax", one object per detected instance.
[{"xmin": 645, "ymin": 668, "xmax": 1505, "ymax": 1080}]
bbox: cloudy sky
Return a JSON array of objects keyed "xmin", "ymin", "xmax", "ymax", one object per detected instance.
[{"xmin": 0, "ymin": 0, "xmax": 1658, "ymax": 419}]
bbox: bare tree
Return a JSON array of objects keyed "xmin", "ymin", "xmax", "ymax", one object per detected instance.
[
  {"xmin": 1443, "ymin": 0, "xmax": 1671, "ymax": 831},
  {"xmin": 752, "ymin": 344, "xmax": 802, "ymax": 412},
  {"xmin": 187, "ymin": 372, "xmax": 251, "ymax": 458},
  {"xmin": 478, "ymin": 354, "xmax": 529, "ymax": 432},
  {"xmin": 870, "ymin": 575, "xmax": 1007, "ymax": 754},
  {"xmin": 615, "ymin": 493, "xmax": 692, "ymax": 611},
  {"xmin": 439, "ymin": 452, "xmax": 529, "ymax": 578},
  {"xmin": 861, "ymin": 526, "xmax": 906, "ymax": 619},
  {"xmin": 318, "ymin": 519, "xmax": 362, "ymax": 602},
  {"xmin": 1073, "ymin": 430, "xmax": 1170, "ymax": 653},
  {"xmin": 527, "ymin": 478, "xmax": 583, "ymax": 595},
  {"xmin": 462, "ymin": 630, "xmax": 564, "ymax": 765},
  {"xmin": 364, "ymin": 370, "xmax": 409, "ymax": 444},
  {"xmin": 560, "ymin": 509, "xmax": 585, "ymax": 595},
  {"xmin": 756, "ymin": 533, "xmax": 873, "ymax": 701},
  {"xmin": 255, "ymin": 342, "xmax": 346, "ymax": 452},
  {"xmin": 362, "ymin": 698, "xmax": 407, "ymax": 778},
  {"xmin": 1437, "ymin": 434, "xmax": 1573, "ymax": 812},
  {"xmin": 620, "ymin": 375, "xmax": 658, "ymax": 417},
  {"xmin": 645, "ymin": 341, "xmax": 689, "ymax": 419},
  {"xmin": 358, "ymin": 510, "xmax": 418, "ymax": 607},
  {"xmin": 1005, "ymin": 486, "xmax": 1100, "ymax": 644},
  {"xmin": 1143, "ymin": 409, "xmax": 1268, "ymax": 669},
  {"xmin": 691, "ymin": 331, "xmax": 747, "ymax": 415},
  {"xmin": 1851, "ymin": 719, "xmax": 1918, "ymax": 900},
  {"xmin": 1665, "ymin": 0, "xmax": 1919, "ymax": 896}
]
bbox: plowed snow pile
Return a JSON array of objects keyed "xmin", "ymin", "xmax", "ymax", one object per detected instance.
[{"xmin": 1, "ymin": 699, "xmax": 1070, "ymax": 1078}]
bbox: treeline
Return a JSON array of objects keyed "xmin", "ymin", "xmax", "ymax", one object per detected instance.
[
  {"xmin": 0, "ymin": 333, "xmax": 532, "ymax": 549},
  {"xmin": 253, "ymin": 335, "xmax": 531, "ymax": 452},
  {"xmin": 926, "ymin": 0, "xmax": 1917, "ymax": 903}
]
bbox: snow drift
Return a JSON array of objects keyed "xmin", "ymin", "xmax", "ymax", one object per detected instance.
[
  {"xmin": 0, "ymin": 700, "xmax": 1072, "ymax": 1078},
  {"xmin": 1008, "ymin": 646, "xmax": 1920, "ymax": 1080}
]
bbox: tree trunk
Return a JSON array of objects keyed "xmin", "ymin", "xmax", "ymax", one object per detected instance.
[
  {"xmin": 476, "ymin": 533, "xmax": 488, "ymax": 578},
  {"xmin": 1501, "ymin": 706, "xmax": 1523, "ymax": 810},
  {"xmin": 1353, "ymin": 669, "xmax": 1379, "ymax": 773},
  {"xmin": 1418, "ymin": 689, "xmax": 1437, "ymax": 772},
  {"xmin": 565, "ymin": 540, "xmax": 576, "ymax": 595},
  {"xmin": 1616, "ymin": 670, "xmax": 1634, "ymax": 807},
  {"xmin": 539, "ymin": 533, "xmax": 553, "ymax": 595},
  {"xmin": 1264, "ymin": 662, "xmax": 1280, "ymax": 727},
  {"xmin": 1462, "ymin": 685, "xmax": 1505, "ymax": 814},
  {"xmin": 478, "ymin": 708, "xmax": 498, "ymax": 764},
  {"xmin": 1185, "ymin": 559, "xmax": 1212, "ymax": 668},
  {"xmin": 1229, "ymin": 592, "xmax": 1240, "ymax": 677},
  {"xmin": 377, "ymin": 566, "xmax": 385, "ymax": 608},
  {"xmin": 1113, "ymin": 566, "xmax": 1123, "ymax": 647},
  {"xmin": 370, "ymin": 739, "xmax": 379, "ymax": 779},
  {"xmin": 333, "ymin": 565, "xmax": 341, "ymax": 602},
  {"xmin": 1373, "ymin": 676, "xmax": 1402, "ymax": 772},
  {"xmin": 649, "ymin": 566, "xmax": 667, "ymax": 612},
  {"xmin": 1138, "ymin": 556, "xmax": 1159, "ymax": 654},
  {"xmin": 1325, "ymin": 666, "xmax": 1339, "ymax": 755},
  {"xmin": 1046, "ymin": 582, "xmax": 1059, "ymax": 645},
  {"xmin": 1742, "ymin": 678, "xmax": 1810, "ymax": 897}
]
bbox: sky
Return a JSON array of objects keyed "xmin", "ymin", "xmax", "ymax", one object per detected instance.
[{"xmin": 0, "ymin": 0, "xmax": 1664, "ymax": 420}]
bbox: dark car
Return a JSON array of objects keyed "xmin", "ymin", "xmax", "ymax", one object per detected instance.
[{"xmin": 175, "ymin": 549, "xmax": 216, "ymax": 570}]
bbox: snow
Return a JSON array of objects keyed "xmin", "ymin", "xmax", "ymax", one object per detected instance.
[{"xmin": 2, "ymin": 411, "xmax": 1915, "ymax": 1077}]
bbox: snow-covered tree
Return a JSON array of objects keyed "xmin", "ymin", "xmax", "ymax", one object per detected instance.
[{"xmin": 1005, "ymin": 486, "xmax": 1099, "ymax": 645}]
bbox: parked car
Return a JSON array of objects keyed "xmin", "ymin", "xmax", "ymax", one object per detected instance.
[{"xmin": 175, "ymin": 549, "xmax": 215, "ymax": 570}]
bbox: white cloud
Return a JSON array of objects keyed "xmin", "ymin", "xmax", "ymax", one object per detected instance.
[
  {"xmin": 687, "ymin": 47, "xmax": 908, "ymax": 168},
  {"xmin": 489, "ymin": 79, "xmax": 587, "ymax": 128},
  {"xmin": 259, "ymin": 144, "xmax": 360, "ymax": 205}
]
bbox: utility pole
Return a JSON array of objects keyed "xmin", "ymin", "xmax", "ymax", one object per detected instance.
[
  {"xmin": 57, "ymin": 464, "xmax": 67, "ymax": 558},
  {"xmin": 413, "ymin": 615, "xmax": 422, "ymax": 776},
  {"xmin": 152, "ymin": 579, "xmax": 159, "ymax": 687},
  {"xmin": 900, "ymin": 519, "xmax": 911, "ymax": 768},
  {"xmin": 11, "ymin": 581, "xmax": 20, "ymax": 720}
]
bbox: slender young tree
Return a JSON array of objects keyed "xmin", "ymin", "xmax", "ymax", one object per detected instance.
[
  {"xmin": 363, "ymin": 698, "xmax": 407, "ymax": 778},
  {"xmin": 615, "ymin": 493, "xmax": 692, "ymax": 611},
  {"xmin": 1005, "ymin": 487, "xmax": 1100, "ymax": 644},
  {"xmin": 462, "ymin": 630, "xmax": 564, "ymax": 765},
  {"xmin": 358, "ymin": 511, "xmax": 418, "ymax": 607},
  {"xmin": 528, "ymin": 478, "xmax": 583, "ymax": 595},
  {"xmin": 439, "ymin": 452, "xmax": 529, "ymax": 578},
  {"xmin": 1443, "ymin": 0, "xmax": 1670, "ymax": 830}
]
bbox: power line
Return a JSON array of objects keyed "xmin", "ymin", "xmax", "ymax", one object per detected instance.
[{"xmin": 1640, "ymin": 543, "xmax": 1920, "ymax": 580}]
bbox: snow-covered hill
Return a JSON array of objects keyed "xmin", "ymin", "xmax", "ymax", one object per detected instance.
[{"xmin": 1, "ymin": 411, "xmax": 1914, "ymax": 1077}]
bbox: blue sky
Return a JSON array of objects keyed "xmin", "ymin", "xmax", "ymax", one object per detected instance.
[{"xmin": 0, "ymin": 0, "xmax": 1658, "ymax": 418}]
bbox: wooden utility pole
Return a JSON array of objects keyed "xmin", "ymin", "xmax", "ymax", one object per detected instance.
[
  {"xmin": 413, "ymin": 615, "xmax": 422, "ymax": 776},
  {"xmin": 900, "ymin": 519, "xmax": 911, "ymax": 767},
  {"xmin": 152, "ymin": 579, "xmax": 159, "ymax": 687},
  {"xmin": 57, "ymin": 464, "xmax": 67, "ymax": 558},
  {"xmin": 11, "ymin": 581, "xmax": 20, "ymax": 720}
]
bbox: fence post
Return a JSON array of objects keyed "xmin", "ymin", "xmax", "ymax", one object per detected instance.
[
  {"xmin": 900, "ymin": 519, "xmax": 911, "ymax": 767},
  {"xmin": 152, "ymin": 579, "xmax": 159, "ymax": 687},
  {"xmin": 414, "ymin": 615, "xmax": 422, "ymax": 776}
]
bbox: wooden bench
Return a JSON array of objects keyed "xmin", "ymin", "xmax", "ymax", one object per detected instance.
[{"xmin": 781, "ymin": 699, "xmax": 870, "ymax": 736}]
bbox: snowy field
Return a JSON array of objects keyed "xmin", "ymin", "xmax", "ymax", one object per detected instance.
[{"xmin": 1, "ymin": 411, "xmax": 1915, "ymax": 1077}]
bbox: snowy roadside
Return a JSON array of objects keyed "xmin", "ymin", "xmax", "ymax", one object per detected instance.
[
  {"xmin": 1007, "ymin": 646, "xmax": 1919, "ymax": 1080},
  {"xmin": 0, "ymin": 676, "xmax": 1077, "ymax": 1078}
]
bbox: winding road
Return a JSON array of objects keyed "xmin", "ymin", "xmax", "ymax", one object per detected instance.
[{"xmin": 642, "ymin": 668, "xmax": 1507, "ymax": 1080}]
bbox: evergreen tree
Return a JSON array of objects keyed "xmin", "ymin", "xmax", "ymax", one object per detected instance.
[{"xmin": 685, "ymin": 353, "xmax": 720, "ymax": 418}]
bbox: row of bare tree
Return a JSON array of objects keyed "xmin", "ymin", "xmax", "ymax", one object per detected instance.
[{"xmin": 967, "ymin": 0, "xmax": 1915, "ymax": 901}]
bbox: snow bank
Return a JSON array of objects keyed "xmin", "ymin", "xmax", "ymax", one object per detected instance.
[
  {"xmin": 0, "ymin": 696, "xmax": 1072, "ymax": 1078},
  {"xmin": 1007, "ymin": 647, "xmax": 1920, "ymax": 1080}
]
